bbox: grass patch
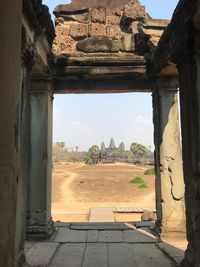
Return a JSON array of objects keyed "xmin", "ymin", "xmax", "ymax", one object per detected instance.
[
  {"xmin": 144, "ymin": 168, "xmax": 155, "ymax": 175},
  {"xmin": 138, "ymin": 183, "xmax": 148, "ymax": 189},
  {"xmin": 130, "ymin": 176, "xmax": 145, "ymax": 184}
]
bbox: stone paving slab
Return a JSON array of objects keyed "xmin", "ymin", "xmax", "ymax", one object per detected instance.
[
  {"xmin": 132, "ymin": 243, "xmax": 173, "ymax": 266},
  {"xmin": 98, "ymin": 230, "xmax": 124, "ymax": 243},
  {"xmin": 48, "ymin": 243, "xmax": 174, "ymax": 267},
  {"xmin": 70, "ymin": 222, "xmax": 132, "ymax": 230},
  {"xmin": 54, "ymin": 228, "xmax": 87, "ymax": 243},
  {"xmin": 156, "ymin": 242, "xmax": 185, "ymax": 266},
  {"xmin": 89, "ymin": 207, "xmax": 114, "ymax": 222},
  {"xmin": 49, "ymin": 243, "xmax": 86, "ymax": 267},
  {"xmin": 25, "ymin": 242, "xmax": 35, "ymax": 254},
  {"xmin": 26, "ymin": 242, "xmax": 59, "ymax": 266},
  {"xmin": 107, "ymin": 243, "xmax": 137, "ymax": 267},
  {"xmin": 123, "ymin": 230, "xmax": 158, "ymax": 243},
  {"xmin": 82, "ymin": 243, "xmax": 107, "ymax": 267},
  {"xmin": 86, "ymin": 230, "xmax": 99, "ymax": 243}
]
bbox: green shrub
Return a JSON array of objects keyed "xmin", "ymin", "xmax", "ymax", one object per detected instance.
[
  {"xmin": 84, "ymin": 156, "xmax": 93, "ymax": 165},
  {"xmin": 144, "ymin": 168, "xmax": 155, "ymax": 175},
  {"xmin": 138, "ymin": 183, "xmax": 148, "ymax": 189},
  {"xmin": 130, "ymin": 176, "xmax": 145, "ymax": 184}
]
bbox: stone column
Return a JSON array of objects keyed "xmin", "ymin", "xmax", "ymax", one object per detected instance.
[
  {"xmin": 178, "ymin": 54, "xmax": 200, "ymax": 267},
  {"xmin": 26, "ymin": 80, "xmax": 54, "ymax": 240},
  {"xmin": 0, "ymin": 1, "xmax": 24, "ymax": 266},
  {"xmin": 153, "ymin": 88, "xmax": 185, "ymax": 235}
]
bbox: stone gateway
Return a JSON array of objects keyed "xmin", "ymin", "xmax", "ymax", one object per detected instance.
[{"xmin": 0, "ymin": 0, "xmax": 199, "ymax": 266}]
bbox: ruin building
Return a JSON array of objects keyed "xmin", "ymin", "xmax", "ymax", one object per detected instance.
[
  {"xmin": 100, "ymin": 138, "xmax": 127, "ymax": 162},
  {"xmin": 1, "ymin": 0, "xmax": 200, "ymax": 266}
]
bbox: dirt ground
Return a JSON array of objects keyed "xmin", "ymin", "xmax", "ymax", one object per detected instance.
[{"xmin": 52, "ymin": 163, "xmax": 156, "ymax": 222}]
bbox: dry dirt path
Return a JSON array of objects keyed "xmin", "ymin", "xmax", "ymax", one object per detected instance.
[{"xmin": 52, "ymin": 163, "xmax": 155, "ymax": 222}]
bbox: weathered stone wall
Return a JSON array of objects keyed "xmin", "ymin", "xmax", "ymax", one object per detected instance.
[
  {"xmin": 152, "ymin": 1, "xmax": 200, "ymax": 266},
  {"xmin": 26, "ymin": 81, "xmax": 54, "ymax": 240},
  {"xmin": 0, "ymin": 0, "xmax": 54, "ymax": 266},
  {"xmin": 15, "ymin": 63, "xmax": 30, "ymax": 266},
  {"xmin": 153, "ymin": 88, "xmax": 185, "ymax": 235},
  {"xmin": 178, "ymin": 54, "xmax": 200, "ymax": 267},
  {"xmin": 53, "ymin": 0, "xmax": 151, "ymax": 54},
  {"xmin": 0, "ymin": 1, "xmax": 22, "ymax": 266},
  {"xmin": 22, "ymin": 0, "xmax": 55, "ymax": 240}
]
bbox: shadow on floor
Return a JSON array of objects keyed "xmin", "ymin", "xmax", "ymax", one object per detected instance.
[{"xmin": 25, "ymin": 221, "xmax": 185, "ymax": 267}]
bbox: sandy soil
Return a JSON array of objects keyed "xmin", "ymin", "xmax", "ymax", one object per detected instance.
[{"xmin": 52, "ymin": 163, "xmax": 156, "ymax": 222}]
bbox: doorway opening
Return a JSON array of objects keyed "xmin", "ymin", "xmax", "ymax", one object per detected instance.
[{"xmin": 52, "ymin": 92, "xmax": 156, "ymax": 223}]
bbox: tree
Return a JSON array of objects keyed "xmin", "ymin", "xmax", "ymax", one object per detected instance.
[
  {"xmin": 130, "ymin": 142, "xmax": 148, "ymax": 162},
  {"xmin": 88, "ymin": 145, "xmax": 100, "ymax": 164},
  {"xmin": 56, "ymin": 141, "xmax": 65, "ymax": 149}
]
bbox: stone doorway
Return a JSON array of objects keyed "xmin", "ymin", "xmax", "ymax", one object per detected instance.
[{"xmin": 51, "ymin": 92, "xmax": 156, "ymax": 224}]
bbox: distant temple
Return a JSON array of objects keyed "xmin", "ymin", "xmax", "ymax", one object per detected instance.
[
  {"xmin": 100, "ymin": 138, "xmax": 128, "ymax": 163},
  {"xmin": 99, "ymin": 138, "xmax": 154, "ymax": 164}
]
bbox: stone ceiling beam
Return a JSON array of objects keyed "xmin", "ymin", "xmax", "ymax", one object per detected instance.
[{"xmin": 151, "ymin": 0, "xmax": 199, "ymax": 75}]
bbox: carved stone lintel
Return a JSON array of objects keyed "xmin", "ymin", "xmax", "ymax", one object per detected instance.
[
  {"xmin": 23, "ymin": 0, "xmax": 55, "ymax": 46},
  {"xmin": 21, "ymin": 27, "xmax": 37, "ymax": 68}
]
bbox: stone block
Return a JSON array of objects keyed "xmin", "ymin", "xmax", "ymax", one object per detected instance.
[
  {"xmin": 76, "ymin": 36, "xmax": 120, "ymax": 53},
  {"xmin": 87, "ymin": 230, "xmax": 99, "ymax": 242},
  {"xmin": 108, "ymin": 243, "xmax": 136, "ymax": 267},
  {"xmin": 141, "ymin": 209, "xmax": 157, "ymax": 221},
  {"xmin": 98, "ymin": 230, "xmax": 123, "ymax": 242},
  {"xmin": 55, "ymin": 17, "xmax": 65, "ymax": 26},
  {"xmin": 156, "ymin": 243, "xmax": 185, "ymax": 266},
  {"xmin": 54, "ymin": 36, "xmax": 76, "ymax": 54},
  {"xmin": 53, "ymin": 228, "xmax": 87, "ymax": 243},
  {"xmin": 107, "ymin": 15, "xmax": 121, "ymax": 25},
  {"xmin": 88, "ymin": 23, "xmax": 106, "ymax": 37},
  {"xmin": 135, "ymin": 221, "xmax": 155, "ymax": 228},
  {"xmin": 56, "ymin": 26, "xmax": 70, "ymax": 36},
  {"xmin": 70, "ymin": 24, "xmax": 88, "ymax": 40},
  {"xmin": 54, "ymin": 4, "xmax": 89, "ymax": 14},
  {"xmin": 106, "ymin": 7, "xmax": 123, "ymax": 17},
  {"xmin": 91, "ymin": 6, "xmax": 106, "ymax": 24},
  {"xmin": 70, "ymin": 222, "xmax": 131, "ymax": 230},
  {"xmin": 83, "ymin": 244, "xmax": 107, "ymax": 267},
  {"xmin": 107, "ymin": 25, "xmax": 123, "ymax": 40},
  {"xmin": 132, "ymin": 244, "xmax": 173, "ymax": 266},
  {"xmin": 128, "ymin": 21, "xmax": 139, "ymax": 34},
  {"xmin": 123, "ymin": 230, "xmax": 157, "ymax": 243},
  {"xmin": 121, "ymin": 34, "xmax": 135, "ymax": 52},
  {"xmin": 49, "ymin": 243, "xmax": 85, "ymax": 267},
  {"xmin": 54, "ymin": 4, "xmax": 90, "ymax": 24},
  {"xmin": 122, "ymin": 1, "xmax": 149, "ymax": 25},
  {"xmin": 26, "ymin": 242, "xmax": 59, "ymax": 266},
  {"xmin": 122, "ymin": 0, "xmax": 149, "ymax": 31}
]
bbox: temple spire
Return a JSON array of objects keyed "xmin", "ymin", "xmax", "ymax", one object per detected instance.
[{"xmin": 109, "ymin": 137, "xmax": 116, "ymax": 149}]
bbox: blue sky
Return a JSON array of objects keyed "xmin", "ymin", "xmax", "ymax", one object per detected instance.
[{"xmin": 43, "ymin": 0, "xmax": 179, "ymax": 151}]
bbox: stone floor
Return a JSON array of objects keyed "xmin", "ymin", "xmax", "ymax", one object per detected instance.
[{"xmin": 25, "ymin": 221, "xmax": 185, "ymax": 267}]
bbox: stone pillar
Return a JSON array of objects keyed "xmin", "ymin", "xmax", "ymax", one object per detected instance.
[
  {"xmin": 26, "ymin": 80, "xmax": 54, "ymax": 240},
  {"xmin": 153, "ymin": 88, "xmax": 185, "ymax": 235},
  {"xmin": 178, "ymin": 54, "xmax": 200, "ymax": 267},
  {"xmin": 0, "ymin": 1, "xmax": 25, "ymax": 266}
]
